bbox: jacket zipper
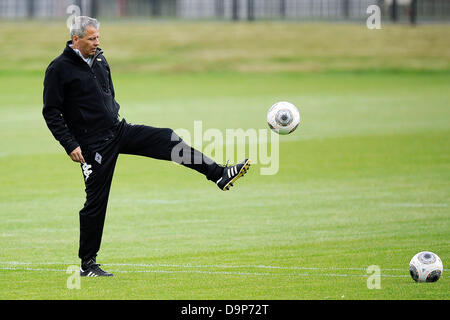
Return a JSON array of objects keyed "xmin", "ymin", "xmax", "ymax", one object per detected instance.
[{"xmin": 89, "ymin": 49, "xmax": 117, "ymax": 125}]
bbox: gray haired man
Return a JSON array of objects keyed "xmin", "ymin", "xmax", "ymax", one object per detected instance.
[{"xmin": 43, "ymin": 16, "xmax": 251, "ymax": 277}]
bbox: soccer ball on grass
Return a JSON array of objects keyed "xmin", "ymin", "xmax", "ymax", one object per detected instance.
[{"xmin": 409, "ymin": 251, "xmax": 443, "ymax": 282}]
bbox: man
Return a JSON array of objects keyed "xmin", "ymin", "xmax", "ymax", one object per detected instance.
[{"xmin": 43, "ymin": 16, "xmax": 250, "ymax": 277}]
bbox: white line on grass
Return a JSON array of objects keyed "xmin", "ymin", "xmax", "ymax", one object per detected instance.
[
  {"xmin": 0, "ymin": 267, "xmax": 64, "ymax": 272},
  {"xmin": 107, "ymin": 262, "xmax": 409, "ymax": 272}
]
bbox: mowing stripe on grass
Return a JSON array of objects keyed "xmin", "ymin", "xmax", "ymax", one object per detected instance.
[
  {"xmin": 0, "ymin": 266, "xmax": 414, "ymax": 278},
  {"xmin": 2, "ymin": 261, "xmax": 446, "ymax": 279},
  {"xmin": 3, "ymin": 261, "xmax": 447, "ymax": 272}
]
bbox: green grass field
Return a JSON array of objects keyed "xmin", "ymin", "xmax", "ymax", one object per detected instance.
[{"xmin": 0, "ymin": 21, "xmax": 449, "ymax": 300}]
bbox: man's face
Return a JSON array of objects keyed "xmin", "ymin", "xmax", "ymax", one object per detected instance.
[{"xmin": 73, "ymin": 26, "xmax": 99, "ymax": 58}]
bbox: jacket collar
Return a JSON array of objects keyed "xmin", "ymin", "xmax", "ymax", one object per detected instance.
[{"xmin": 63, "ymin": 40, "xmax": 103, "ymax": 63}]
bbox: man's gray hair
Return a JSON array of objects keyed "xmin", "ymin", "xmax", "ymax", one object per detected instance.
[{"xmin": 70, "ymin": 16, "xmax": 100, "ymax": 38}]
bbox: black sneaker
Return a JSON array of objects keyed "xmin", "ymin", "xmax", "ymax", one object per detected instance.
[
  {"xmin": 216, "ymin": 159, "xmax": 251, "ymax": 191},
  {"xmin": 80, "ymin": 258, "xmax": 113, "ymax": 277}
]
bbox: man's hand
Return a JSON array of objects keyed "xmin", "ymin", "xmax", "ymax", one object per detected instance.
[{"xmin": 69, "ymin": 146, "xmax": 85, "ymax": 164}]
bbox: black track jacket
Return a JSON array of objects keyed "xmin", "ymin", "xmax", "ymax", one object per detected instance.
[{"xmin": 43, "ymin": 41, "xmax": 120, "ymax": 154}]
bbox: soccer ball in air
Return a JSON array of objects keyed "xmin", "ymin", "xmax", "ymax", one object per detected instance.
[
  {"xmin": 267, "ymin": 101, "xmax": 300, "ymax": 135},
  {"xmin": 409, "ymin": 251, "xmax": 443, "ymax": 282}
]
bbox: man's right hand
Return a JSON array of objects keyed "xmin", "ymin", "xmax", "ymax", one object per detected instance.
[{"xmin": 69, "ymin": 146, "xmax": 85, "ymax": 164}]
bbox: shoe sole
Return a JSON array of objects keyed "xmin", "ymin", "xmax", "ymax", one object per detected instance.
[
  {"xmin": 223, "ymin": 159, "xmax": 251, "ymax": 191},
  {"xmin": 80, "ymin": 270, "xmax": 114, "ymax": 277},
  {"xmin": 80, "ymin": 273, "xmax": 114, "ymax": 277}
]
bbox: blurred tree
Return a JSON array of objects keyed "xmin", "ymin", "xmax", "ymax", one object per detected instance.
[
  {"xmin": 91, "ymin": 0, "xmax": 99, "ymax": 18},
  {"xmin": 215, "ymin": 0, "xmax": 224, "ymax": 19},
  {"xmin": 247, "ymin": 0, "xmax": 254, "ymax": 21},
  {"xmin": 343, "ymin": 0, "xmax": 350, "ymax": 19},
  {"xmin": 151, "ymin": 0, "xmax": 161, "ymax": 17},
  {"xmin": 280, "ymin": 0, "xmax": 286, "ymax": 19},
  {"xmin": 232, "ymin": 0, "xmax": 239, "ymax": 21},
  {"xmin": 410, "ymin": 0, "xmax": 417, "ymax": 24},
  {"xmin": 391, "ymin": 0, "xmax": 398, "ymax": 22},
  {"xmin": 26, "ymin": 0, "xmax": 35, "ymax": 18}
]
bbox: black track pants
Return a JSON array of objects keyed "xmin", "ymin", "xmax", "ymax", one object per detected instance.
[{"xmin": 78, "ymin": 119, "xmax": 223, "ymax": 262}]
